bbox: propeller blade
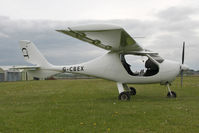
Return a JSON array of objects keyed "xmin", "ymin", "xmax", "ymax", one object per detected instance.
[
  {"xmin": 180, "ymin": 41, "xmax": 185, "ymax": 88},
  {"xmin": 182, "ymin": 42, "xmax": 185, "ymax": 64},
  {"xmin": 180, "ymin": 70, "xmax": 183, "ymax": 88}
]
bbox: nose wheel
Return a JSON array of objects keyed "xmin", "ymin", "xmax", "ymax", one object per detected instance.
[
  {"xmin": 166, "ymin": 83, "xmax": 177, "ymax": 98},
  {"xmin": 167, "ymin": 91, "xmax": 176, "ymax": 98}
]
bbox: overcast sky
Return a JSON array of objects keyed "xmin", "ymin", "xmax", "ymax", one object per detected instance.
[{"xmin": 0, "ymin": 0, "xmax": 199, "ymax": 70}]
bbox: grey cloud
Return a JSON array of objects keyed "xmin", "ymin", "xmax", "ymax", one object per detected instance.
[
  {"xmin": 0, "ymin": 17, "xmax": 108, "ymax": 66},
  {"xmin": 148, "ymin": 6, "xmax": 199, "ymax": 69},
  {"xmin": 155, "ymin": 7, "xmax": 199, "ymax": 35},
  {"xmin": 0, "ymin": 6, "xmax": 199, "ymax": 70},
  {"xmin": 157, "ymin": 6, "xmax": 196, "ymax": 21}
]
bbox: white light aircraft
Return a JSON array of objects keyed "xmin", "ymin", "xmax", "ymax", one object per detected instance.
[{"xmin": 17, "ymin": 24, "xmax": 189, "ymax": 101}]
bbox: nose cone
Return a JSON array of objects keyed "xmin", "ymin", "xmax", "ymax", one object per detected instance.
[{"xmin": 180, "ymin": 64, "xmax": 189, "ymax": 71}]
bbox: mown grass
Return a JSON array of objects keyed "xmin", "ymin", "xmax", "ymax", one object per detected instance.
[{"xmin": 0, "ymin": 77, "xmax": 199, "ymax": 133}]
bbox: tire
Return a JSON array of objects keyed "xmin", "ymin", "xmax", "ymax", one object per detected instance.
[
  {"xmin": 118, "ymin": 92, "xmax": 131, "ymax": 101},
  {"xmin": 129, "ymin": 87, "xmax": 136, "ymax": 95},
  {"xmin": 167, "ymin": 91, "xmax": 177, "ymax": 98}
]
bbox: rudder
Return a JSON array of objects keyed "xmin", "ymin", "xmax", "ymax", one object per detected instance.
[{"xmin": 19, "ymin": 40, "xmax": 52, "ymax": 68}]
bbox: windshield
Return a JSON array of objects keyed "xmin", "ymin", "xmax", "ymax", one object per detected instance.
[{"xmin": 150, "ymin": 54, "xmax": 164, "ymax": 63}]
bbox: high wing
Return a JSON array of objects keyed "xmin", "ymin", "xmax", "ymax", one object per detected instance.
[
  {"xmin": 11, "ymin": 66, "xmax": 40, "ymax": 70},
  {"xmin": 56, "ymin": 24, "xmax": 145, "ymax": 53}
]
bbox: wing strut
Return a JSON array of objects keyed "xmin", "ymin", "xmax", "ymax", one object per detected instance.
[{"xmin": 57, "ymin": 28, "xmax": 112, "ymax": 50}]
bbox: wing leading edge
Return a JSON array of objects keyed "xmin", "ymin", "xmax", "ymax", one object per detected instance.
[{"xmin": 56, "ymin": 24, "xmax": 144, "ymax": 53}]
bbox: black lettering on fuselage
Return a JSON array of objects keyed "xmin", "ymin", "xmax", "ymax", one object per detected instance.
[
  {"xmin": 69, "ymin": 67, "xmax": 73, "ymax": 71},
  {"xmin": 77, "ymin": 66, "xmax": 80, "ymax": 71},
  {"xmin": 63, "ymin": 67, "xmax": 66, "ymax": 72},
  {"xmin": 66, "ymin": 66, "xmax": 84, "ymax": 72},
  {"xmin": 80, "ymin": 66, "xmax": 84, "ymax": 71}
]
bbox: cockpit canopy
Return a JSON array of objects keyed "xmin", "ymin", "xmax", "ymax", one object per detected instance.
[{"xmin": 120, "ymin": 54, "xmax": 164, "ymax": 77}]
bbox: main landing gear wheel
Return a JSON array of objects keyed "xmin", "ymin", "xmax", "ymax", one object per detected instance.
[
  {"xmin": 129, "ymin": 87, "xmax": 136, "ymax": 96},
  {"xmin": 118, "ymin": 92, "xmax": 131, "ymax": 101},
  {"xmin": 167, "ymin": 91, "xmax": 177, "ymax": 98}
]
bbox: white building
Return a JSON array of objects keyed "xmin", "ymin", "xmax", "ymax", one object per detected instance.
[{"xmin": 0, "ymin": 66, "xmax": 32, "ymax": 82}]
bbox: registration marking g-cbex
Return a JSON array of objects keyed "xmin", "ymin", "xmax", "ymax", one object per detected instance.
[{"xmin": 63, "ymin": 66, "xmax": 84, "ymax": 72}]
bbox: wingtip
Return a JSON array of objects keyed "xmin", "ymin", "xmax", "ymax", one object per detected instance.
[
  {"xmin": 55, "ymin": 29, "xmax": 69, "ymax": 33},
  {"xmin": 55, "ymin": 29, "xmax": 62, "ymax": 32}
]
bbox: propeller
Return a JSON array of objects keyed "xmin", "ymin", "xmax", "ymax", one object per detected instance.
[
  {"xmin": 180, "ymin": 41, "xmax": 189, "ymax": 88},
  {"xmin": 180, "ymin": 42, "xmax": 185, "ymax": 88}
]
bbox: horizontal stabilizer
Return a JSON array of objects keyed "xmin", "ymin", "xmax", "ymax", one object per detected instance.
[{"xmin": 11, "ymin": 66, "xmax": 40, "ymax": 70}]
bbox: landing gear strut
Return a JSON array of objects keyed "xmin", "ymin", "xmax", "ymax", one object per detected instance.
[
  {"xmin": 166, "ymin": 83, "xmax": 177, "ymax": 98},
  {"xmin": 117, "ymin": 83, "xmax": 136, "ymax": 101}
]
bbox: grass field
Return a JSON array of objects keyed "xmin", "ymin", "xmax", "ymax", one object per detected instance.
[{"xmin": 0, "ymin": 77, "xmax": 199, "ymax": 133}]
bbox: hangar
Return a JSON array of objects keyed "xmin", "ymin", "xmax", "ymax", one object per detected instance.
[{"xmin": 0, "ymin": 66, "xmax": 31, "ymax": 82}]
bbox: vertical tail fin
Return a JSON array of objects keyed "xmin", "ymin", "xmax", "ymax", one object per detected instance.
[{"xmin": 19, "ymin": 40, "xmax": 52, "ymax": 68}]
